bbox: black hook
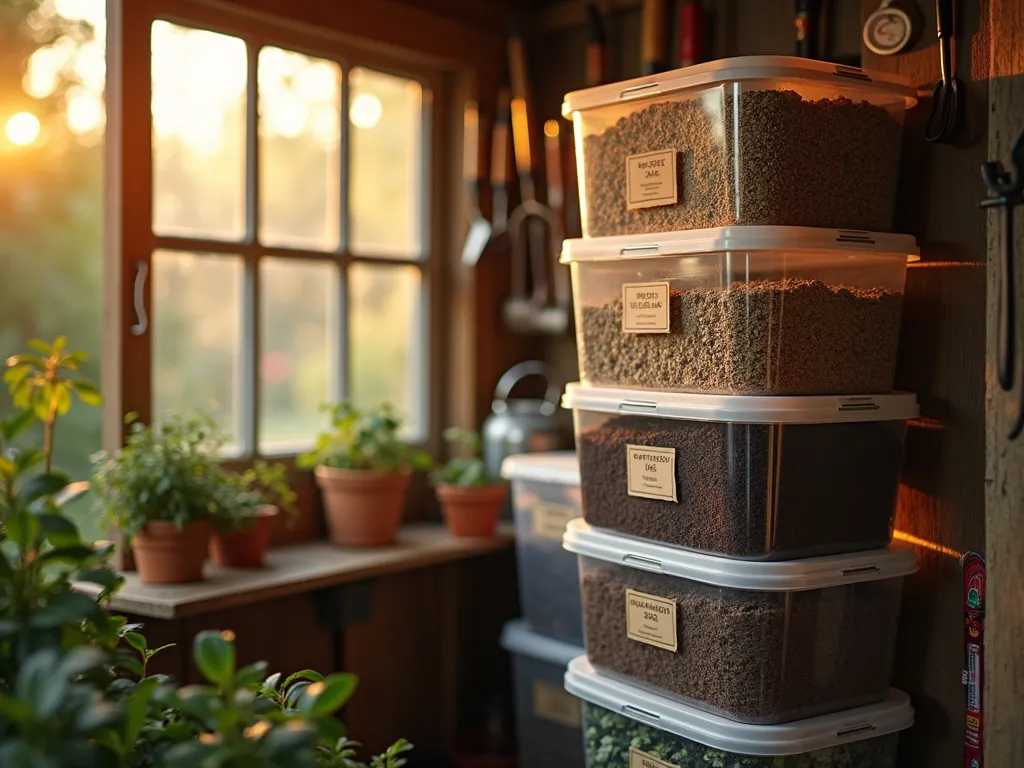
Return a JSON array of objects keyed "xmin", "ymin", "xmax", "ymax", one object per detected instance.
[{"xmin": 981, "ymin": 128, "xmax": 1024, "ymax": 440}]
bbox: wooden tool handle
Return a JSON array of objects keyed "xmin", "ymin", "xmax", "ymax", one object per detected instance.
[
  {"xmin": 544, "ymin": 120, "xmax": 563, "ymax": 209},
  {"xmin": 463, "ymin": 101, "xmax": 479, "ymax": 184},
  {"xmin": 511, "ymin": 97, "xmax": 532, "ymax": 177},
  {"xmin": 641, "ymin": 0, "xmax": 668, "ymax": 75},
  {"xmin": 491, "ymin": 89, "xmax": 510, "ymax": 188},
  {"xmin": 508, "ymin": 35, "xmax": 528, "ymax": 101}
]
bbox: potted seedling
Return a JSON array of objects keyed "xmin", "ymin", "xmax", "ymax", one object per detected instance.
[
  {"xmin": 209, "ymin": 461, "xmax": 297, "ymax": 568},
  {"xmin": 299, "ymin": 402, "xmax": 432, "ymax": 547},
  {"xmin": 432, "ymin": 428, "xmax": 507, "ymax": 538},
  {"xmin": 92, "ymin": 412, "xmax": 227, "ymax": 584}
]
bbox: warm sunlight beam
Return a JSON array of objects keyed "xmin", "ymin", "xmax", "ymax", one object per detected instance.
[{"xmin": 5, "ymin": 112, "xmax": 41, "ymax": 146}]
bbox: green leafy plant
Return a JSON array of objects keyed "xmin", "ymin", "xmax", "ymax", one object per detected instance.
[
  {"xmin": 298, "ymin": 403, "xmax": 432, "ymax": 474},
  {"xmin": 212, "ymin": 460, "xmax": 298, "ymax": 533},
  {"xmin": 4, "ymin": 336, "xmax": 102, "ymax": 474},
  {"xmin": 91, "ymin": 412, "xmax": 227, "ymax": 538},
  {"xmin": 431, "ymin": 428, "xmax": 499, "ymax": 488},
  {"xmin": 92, "ymin": 414, "xmax": 297, "ymax": 538},
  {"xmin": 0, "ymin": 337, "xmax": 411, "ymax": 766}
]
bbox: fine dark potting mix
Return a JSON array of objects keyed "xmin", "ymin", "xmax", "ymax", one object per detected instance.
[
  {"xmin": 580, "ymin": 563, "xmax": 902, "ymax": 724},
  {"xmin": 579, "ymin": 279, "xmax": 904, "ymax": 394},
  {"xmin": 581, "ymin": 90, "xmax": 904, "ymax": 237},
  {"xmin": 577, "ymin": 414, "xmax": 906, "ymax": 559}
]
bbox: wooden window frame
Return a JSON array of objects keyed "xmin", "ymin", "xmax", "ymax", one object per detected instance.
[{"xmin": 103, "ymin": 0, "xmax": 456, "ymax": 466}]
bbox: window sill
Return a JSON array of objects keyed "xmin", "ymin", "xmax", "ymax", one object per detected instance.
[{"xmin": 75, "ymin": 522, "xmax": 514, "ymax": 619}]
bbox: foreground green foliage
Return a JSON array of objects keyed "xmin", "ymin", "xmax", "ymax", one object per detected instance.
[
  {"xmin": 298, "ymin": 402, "xmax": 431, "ymax": 474},
  {"xmin": 0, "ymin": 338, "xmax": 410, "ymax": 766},
  {"xmin": 431, "ymin": 428, "xmax": 500, "ymax": 488}
]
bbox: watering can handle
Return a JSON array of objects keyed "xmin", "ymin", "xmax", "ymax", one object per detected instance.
[{"xmin": 493, "ymin": 361, "xmax": 560, "ymax": 406}]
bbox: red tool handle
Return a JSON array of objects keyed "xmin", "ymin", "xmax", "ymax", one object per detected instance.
[{"xmin": 679, "ymin": 0, "xmax": 705, "ymax": 68}]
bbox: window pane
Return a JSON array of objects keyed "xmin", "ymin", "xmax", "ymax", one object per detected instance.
[
  {"xmin": 152, "ymin": 22, "xmax": 246, "ymax": 240},
  {"xmin": 348, "ymin": 68, "xmax": 424, "ymax": 258},
  {"xmin": 258, "ymin": 48, "xmax": 341, "ymax": 250},
  {"xmin": 349, "ymin": 263, "xmax": 424, "ymax": 439},
  {"xmin": 152, "ymin": 251, "xmax": 245, "ymax": 448},
  {"xmin": 259, "ymin": 257, "xmax": 339, "ymax": 453}
]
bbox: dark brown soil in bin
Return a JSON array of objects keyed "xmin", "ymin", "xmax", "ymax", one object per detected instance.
[
  {"xmin": 582, "ymin": 90, "xmax": 904, "ymax": 236},
  {"xmin": 579, "ymin": 279, "xmax": 904, "ymax": 394},
  {"xmin": 581, "ymin": 564, "xmax": 901, "ymax": 723},
  {"xmin": 578, "ymin": 415, "xmax": 905, "ymax": 559}
]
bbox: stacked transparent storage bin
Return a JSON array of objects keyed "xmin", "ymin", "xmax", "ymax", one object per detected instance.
[
  {"xmin": 500, "ymin": 452, "xmax": 586, "ymax": 766},
  {"xmin": 556, "ymin": 56, "xmax": 921, "ymax": 767}
]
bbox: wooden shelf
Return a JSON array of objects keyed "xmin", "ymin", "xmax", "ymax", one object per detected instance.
[{"xmin": 75, "ymin": 522, "xmax": 514, "ymax": 620}]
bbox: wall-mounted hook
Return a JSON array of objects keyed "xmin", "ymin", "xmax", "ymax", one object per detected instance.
[{"xmin": 981, "ymin": 128, "xmax": 1024, "ymax": 440}]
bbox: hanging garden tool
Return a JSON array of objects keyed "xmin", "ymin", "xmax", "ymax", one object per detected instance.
[
  {"xmin": 980, "ymin": 126, "xmax": 1024, "ymax": 439},
  {"xmin": 924, "ymin": 0, "xmax": 961, "ymax": 143},
  {"xmin": 460, "ymin": 102, "xmax": 492, "ymax": 266},
  {"xmin": 584, "ymin": 3, "xmax": 607, "ymax": 87},
  {"xmin": 794, "ymin": 0, "xmax": 822, "ymax": 59},
  {"xmin": 960, "ymin": 551, "xmax": 985, "ymax": 768}
]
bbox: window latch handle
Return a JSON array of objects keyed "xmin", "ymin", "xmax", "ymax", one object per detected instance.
[{"xmin": 130, "ymin": 261, "xmax": 149, "ymax": 336}]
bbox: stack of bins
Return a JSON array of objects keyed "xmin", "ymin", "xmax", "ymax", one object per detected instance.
[
  {"xmin": 499, "ymin": 452, "xmax": 586, "ymax": 767},
  {"xmin": 557, "ymin": 56, "xmax": 923, "ymax": 767}
]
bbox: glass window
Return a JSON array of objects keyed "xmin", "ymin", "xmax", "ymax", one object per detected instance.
[
  {"xmin": 147, "ymin": 28, "xmax": 432, "ymax": 456},
  {"xmin": 348, "ymin": 67, "xmax": 425, "ymax": 258},
  {"xmin": 151, "ymin": 22, "xmax": 247, "ymax": 241}
]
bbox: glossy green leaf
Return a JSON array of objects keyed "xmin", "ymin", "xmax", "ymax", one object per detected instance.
[
  {"xmin": 298, "ymin": 673, "xmax": 358, "ymax": 718},
  {"xmin": 72, "ymin": 379, "xmax": 102, "ymax": 406},
  {"xmin": 193, "ymin": 630, "xmax": 236, "ymax": 685},
  {"xmin": 17, "ymin": 473, "xmax": 70, "ymax": 507},
  {"xmin": 124, "ymin": 677, "xmax": 160, "ymax": 748},
  {"xmin": 6, "ymin": 512, "xmax": 40, "ymax": 550},
  {"xmin": 39, "ymin": 513, "xmax": 82, "ymax": 547},
  {"xmin": 38, "ymin": 545, "xmax": 97, "ymax": 566},
  {"xmin": 31, "ymin": 592, "xmax": 103, "ymax": 628},
  {"xmin": 123, "ymin": 631, "xmax": 146, "ymax": 654},
  {"xmin": 0, "ymin": 409, "xmax": 34, "ymax": 441},
  {"xmin": 76, "ymin": 568, "xmax": 123, "ymax": 594}
]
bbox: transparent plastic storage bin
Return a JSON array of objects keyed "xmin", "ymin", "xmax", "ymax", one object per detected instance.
[
  {"xmin": 502, "ymin": 452, "xmax": 584, "ymax": 644},
  {"xmin": 561, "ymin": 227, "xmax": 918, "ymax": 395},
  {"xmin": 563, "ymin": 384, "xmax": 918, "ymax": 559},
  {"xmin": 501, "ymin": 620, "xmax": 586, "ymax": 768},
  {"xmin": 563, "ymin": 520, "xmax": 917, "ymax": 724},
  {"xmin": 565, "ymin": 656, "xmax": 914, "ymax": 767},
  {"xmin": 562, "ymin": 56, "xmax": 918, "ymax": 237}
]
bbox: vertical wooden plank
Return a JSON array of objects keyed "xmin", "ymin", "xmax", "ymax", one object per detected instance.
[
  {"xmin": 985, "ymin": 0, "xmax": 1024, "ymax": 762},
  {"xmin": 861, "ymin": 2, "xmax": 990, "ymax": 767}
]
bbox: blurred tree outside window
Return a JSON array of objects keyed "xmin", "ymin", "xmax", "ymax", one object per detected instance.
[{"xmin": 0, "ymin": 0, "xmax": 105, "ymax": 539}]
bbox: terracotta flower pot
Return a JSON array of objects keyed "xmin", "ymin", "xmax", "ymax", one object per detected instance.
[
  {"xmin": 210, "ymin": 506, "xmax": 279, "ymax": 568},
  {"xmin": 437, "ymin": 483, "xmax": 508, "ymax": 538},
  {"xmin": 314, "ymin": 466, "xmax": 410, "ymax": 547},
  {"xmin": 132, "ymin": 519, "xmax": 212, "ymax": 584}
]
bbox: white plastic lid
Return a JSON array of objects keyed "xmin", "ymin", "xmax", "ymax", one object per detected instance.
[
  {"xmin": 500, "ymin": 619, "xmax": 584, "ymax": 668},
  {"xmin": 560, "ymin": 226, "xmax": 919, "ymax": 264},
  {"xmin": 563, "ymin": 383, "xmax": 919, "ymax": 425},
  {"xmin": 562, "ymin": 55, "xmax": 919, "ymax": 115},
  {"xmin": 563, "ymin": 519, "xmax": 917, "ymax": 592},
  {"xmin": 564, "ymin": 656, "xmax": 914, "ymax": 756},
  {"xmin": 501, "ymin": 451, "xmax": 580, "ymax": 486}
]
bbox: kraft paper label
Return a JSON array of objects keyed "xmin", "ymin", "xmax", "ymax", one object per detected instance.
[
  {"xmin": 625, "ymin": 149, "xmax": 678, "ymax": 210},
  {"xmin": 629, "ymin": 748, "xmax": 679, "ymax": 768},
  {"xmin": 626, "ymin": 445, "xmax": 677, "ymax": 502},
  {"xmin": 532, "ymin": 503, "xmax": 578, "ymax": 542},
  {"xmin": 532, "ymin": 680, "xmax": 581, "ymax": 728},
  {"xmin": 625, "ymin": 589, "xmax": 678, "ymax": 652},
  {"xmin": 621, "ymin": 282, "xmax": 671, "ymax": 334}
]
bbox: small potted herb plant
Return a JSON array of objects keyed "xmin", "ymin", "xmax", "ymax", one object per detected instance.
[
  {"xmin": 432, "ymin": 428, "xmax": 507, "ymax": 538},
  {"xmin": 208, "ymin": 461, "xmax": 297, "ymax": 568},
  {"xmin": 298, "ymin": 402, "xmax": 432, "ymax": 547},
  {"xmin": 93, "ymin": 412, "xmax": 227, "ymax": 584}
]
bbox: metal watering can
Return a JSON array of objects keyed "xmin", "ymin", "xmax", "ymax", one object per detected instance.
[{"xmin": 482, "ymin": 361, "xmax": 571, "ymax": 480}]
